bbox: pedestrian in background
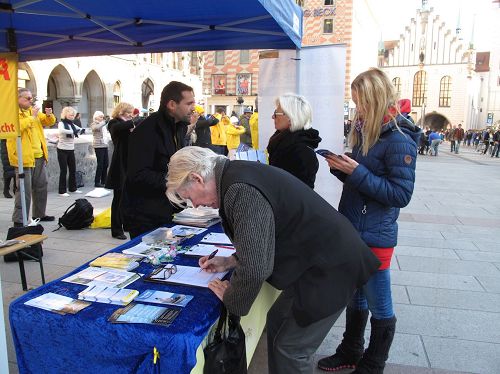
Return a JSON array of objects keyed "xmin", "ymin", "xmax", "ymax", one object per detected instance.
[
  {"xmin": 193, "ymin": 105, "xmax": 219, "ymax": 149},
  {"xmin": 90, "ymin": 110, "xmax": 109, "ymax": 188},
  {"xmin": 318, "ymin": 68, "xmax": 419, "ymax": 373},
  {"xmin": 1, "ymin": 139, "xmax": 16, "ymax": 198},
  {"xmin": 56, "ymin": 106, "xmax": 85, "ymax": 197},
  {"xmin": 105, "ymin": 102, "xmax": 136, "ymax": 240},
  {"xmin": 8, "ymin": 88, "xmax": 56, "ymax": 225}
]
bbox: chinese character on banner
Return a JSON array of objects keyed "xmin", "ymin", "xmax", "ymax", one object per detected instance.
[{"xmin": 0, "ymin": 53, "xmax": 19, "ymax": 139}]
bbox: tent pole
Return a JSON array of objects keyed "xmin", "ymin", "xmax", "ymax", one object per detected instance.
[
  {"xmin": 295, "ymin": 48, "xmax": 301, "ymax": 95},
  {"xmin": 15, "ymin": 136, "xmax": 28, "ymax": 226}
]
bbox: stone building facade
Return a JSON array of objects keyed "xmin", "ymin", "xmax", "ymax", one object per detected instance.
[
  {"xmin": 18, "ymin": 52, "xmax": 203, "ymax": 127},
  {"xmin": 378, "ymin": 6, "xmax": 499, "ymax": 129}
]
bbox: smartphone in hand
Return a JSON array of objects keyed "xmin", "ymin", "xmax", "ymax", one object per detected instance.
[{"xmin": 315, "ymin": 149, "xmax": 343, "ymax": 159}]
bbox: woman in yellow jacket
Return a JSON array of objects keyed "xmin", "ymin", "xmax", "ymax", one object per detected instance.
[
  {"xmin": 211, "ymin": 108, "xmax": 229, "ymax": 155},
  {"xmin": 249, "ymin": 110, "xmax": 259, "ymax": 149},
  {"xmin": 226, "ymin": 117, "xmax": 246, "ymax": 160}
]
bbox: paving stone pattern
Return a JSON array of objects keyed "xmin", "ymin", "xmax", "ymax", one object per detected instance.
[{"xmin": 2, "ymin": 144, "xmax": 499, "ymax": 374}]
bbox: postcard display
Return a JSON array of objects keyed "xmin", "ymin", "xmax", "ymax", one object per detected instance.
[{"xmin": 10, "ymin": 224, "xmax": 233, "ymax": 373}]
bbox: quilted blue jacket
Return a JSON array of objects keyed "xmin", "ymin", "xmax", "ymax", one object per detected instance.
[{"xmin": 333, "ymin": 115, "xmax": 420, "ymax": 248}]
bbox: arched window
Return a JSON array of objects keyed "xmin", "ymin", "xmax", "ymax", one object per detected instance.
[
  {"xmin": 412, "ymin": 71, "xmax": 427, "ymax": 107},
  {"xmin": 113, "ymin": 81, "xmax": 121, "ymax": 107},
  {"xmin": 439, "ymin": 76, "xmax": 452, "ymax": 107},
  {"xmin": 392, "ymin": 77, "xmax": 401, "ymax": 97}
]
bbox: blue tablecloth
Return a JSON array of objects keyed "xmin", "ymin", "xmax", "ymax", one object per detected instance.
[{"xmin": 9, "ymin": 225, "xmax": 225, "ymax": 374}]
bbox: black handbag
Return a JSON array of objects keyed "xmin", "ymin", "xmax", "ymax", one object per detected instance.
[
  {"xmin": 3, "ymin": 224, "xmax": 44, "ymax": 262},
  {"xmin": 203, "ymin": 305, "xmax": 247, "ymax": 374}
]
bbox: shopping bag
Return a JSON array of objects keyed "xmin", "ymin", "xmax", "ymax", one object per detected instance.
[
  {"xmin": 3, "ymin": 224, "xmax": 44, "ymax": 262},
  {"xmin": 90, "ymin": 207, "xmax": 111, "ymax": 229},
  {"xmin": 203, "ymin": 305, "xmax": 247, "ymax": 374}
]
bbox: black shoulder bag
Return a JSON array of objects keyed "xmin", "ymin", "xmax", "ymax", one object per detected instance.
[{"xmin": 203, "ymin": 305, "xmax": 247, "ymax": 374}]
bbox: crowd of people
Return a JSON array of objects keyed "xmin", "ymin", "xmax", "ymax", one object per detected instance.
[
  {"xmin": 14, "ymin": 67, "xmax": 496, "ymax": 373},
  {"xmin": 417, "ymin": 125, "xmax": 500, "ymax": 157}
]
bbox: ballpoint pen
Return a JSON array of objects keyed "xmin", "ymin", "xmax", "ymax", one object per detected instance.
[
  {"xmin": 207, "ymin": 249, "xmax": 218, "ymax": 260},
  {"xmin": 199, "ymin": 249, "xmax": 218, "ymax": 273}
]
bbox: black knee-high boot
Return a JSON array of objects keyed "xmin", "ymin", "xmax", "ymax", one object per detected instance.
[
  {"xmin": 352, "ymin": 316, "xmax": 396, "ymax": 374},
  {"xmin": 318, "ymin": 308, "xmax": 369, "ymax": 371}
]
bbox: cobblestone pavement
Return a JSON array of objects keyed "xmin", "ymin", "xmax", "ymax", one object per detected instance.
[{"xmin": 2, "ymin": 143, "xmax": 500, "ymax": 373}]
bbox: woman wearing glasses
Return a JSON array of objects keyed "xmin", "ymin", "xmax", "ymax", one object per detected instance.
[
  {"xmin": 267, "ymin": 93, "xmax": 321, "ymax": 188},
  {"xmin": 318, "ymin": 68, "xmax": 420, "ymax": 373},
  {"xmin": 166, "ymin": 146, "xmax": 380, "ymax": 374}
]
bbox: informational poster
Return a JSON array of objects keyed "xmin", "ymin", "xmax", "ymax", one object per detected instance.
[
  {"xmin": 0, "ymin": 53, "xmax": 19, "ymax": 139},
  {"xmin": 212, "ymin": 74, "xmax": 226, "ymax": 95},
  {"xmin": 236, "ymin": 73, "xmax": 252, "ymax": 95}
]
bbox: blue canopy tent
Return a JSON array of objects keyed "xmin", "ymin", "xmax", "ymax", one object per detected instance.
[
  {"xmin": 0, "ymin": 0, "xmax": 302, "ymax": 61},
  {"xmin": 0, "ymin": 1, "xmax": 302, "ymax": 371}
]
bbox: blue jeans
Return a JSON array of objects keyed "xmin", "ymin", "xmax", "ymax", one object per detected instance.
[{"xmin": 348, "ymin": 269, "xmax": 394, "ymax": 319}]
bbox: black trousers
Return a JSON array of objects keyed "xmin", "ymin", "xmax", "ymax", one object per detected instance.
[
  {"xmin": 57, "ymin": 148, "xmax": 76, "ymax": 194},
  {"xmin": 111, "ymin": 187, "xmax": 124, "ymax": 236},
  {"xmin": 94, "ymin": 147, "xmax": 109, "ymax": 185}
]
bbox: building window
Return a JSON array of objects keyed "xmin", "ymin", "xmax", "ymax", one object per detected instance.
[
  {"xmin": 212, "ymin": 75, "xmax": 226, "ymax": 95},
  {"xmin": 323, "ymin": 19, "xmax": 334, "ymax": 34},
  {"xmin": 439, "ymin": 76, "xmax": 452, "ymax": 107},
  {"xmin": 392, "ymin": 77, "xmax": 401, "ymax": 97},
  {"xmin": 190, "ymin": 52, "xmax": 200, "ymax": 75},
  {"xmin": 215, "ymin": 51, "xmax": 225, "ymax": 65},
  {"xmin": 149, "ymin": 53, "xmax": 163, "ymax": 65},
  {"xmin": 412, "ymin": 70, "xmax": 427, "ymax": 107},
  {"xmin": 240, "ymin": 50, "xmax": 250, "ymax": 64},
  {"xmin": 324, "ymin": 0, "xmax": 334, "ymax": 5},
  {"xmin": 113, "ymin": 81, "xmax": 121, "ymax": 107},
  {"xmin": 236, "ymin": 73, "xmax": 252, "ymax": 96}
]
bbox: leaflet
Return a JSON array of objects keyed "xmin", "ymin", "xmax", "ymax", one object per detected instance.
[
  {"xmin": 184, "ymin": 243, "xmax": 234, "ymax": 258},
  {"xmin": 109, "ymin": 303, "xmax": 180, "ymax": 327},
  {"xmin": 200, "ymin": 232, "xmax": 232, "ymax": 245},
  {"xmin": 25, "ymin": 292, "xmax": 91, "ymax": 315},
  {"xmin": 62, "ymin": 267, "xmax": 141, "ymax": 288},
  {"xmin": 135, "ymin": 290, "xmax": 193, "ymax": 307}
]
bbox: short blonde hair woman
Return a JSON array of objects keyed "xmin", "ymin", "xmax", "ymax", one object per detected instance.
[
  {"xmin": 56, "ymin": 106, "xmax": 84, "ymax": 196},
  {"xmin": 267, "ymin": 93, "xmax": 321, "ymax": 188},
  {"xmin": 111, "ymin": 102, "xmax": 134, "ymax": 120}
]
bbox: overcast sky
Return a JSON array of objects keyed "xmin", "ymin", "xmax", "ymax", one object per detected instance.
[{"xmin": 370, "ymin": 0, "xmax": 497, "ymax": 50}]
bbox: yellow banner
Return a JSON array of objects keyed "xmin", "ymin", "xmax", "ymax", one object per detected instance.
[{"xmin": 0, "ymin": 53, "xmax": 19, "ymax": 139}]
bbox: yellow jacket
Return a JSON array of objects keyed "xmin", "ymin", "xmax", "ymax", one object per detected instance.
[
  {"xmin": 7, "ymin": 108, "xmax": 55, "ymax": 167},
  {"xmin": 225, "ymin": 124, "xmax": 246, "ymax": 150},
  {"xmin": 249, "ymin": 112, "xmax": 259, "ymax": 149},
  {"xmin": 211, "ymin": 113, "xmax": 229, "ymax": 146}
]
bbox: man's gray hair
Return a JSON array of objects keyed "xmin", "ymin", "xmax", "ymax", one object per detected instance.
[
  {"xmin": 276, "ymin": 93, "xmax": 313, "ymax": 132},
  {"xmin": 18, "ymin": 87, "xmax": 31, "ymax": 97},
  {"xmin": 166, "ymin": 146, "xmax": 226, "ymax": 206}
]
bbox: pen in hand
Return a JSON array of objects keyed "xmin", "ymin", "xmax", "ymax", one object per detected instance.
[
  {"xmin": 200, "ymin": 249, "xmax": 218, "ymax": 273},
  {"xmin": 207, "ymin": 249, "xmax": 218, "ymax": 260}
]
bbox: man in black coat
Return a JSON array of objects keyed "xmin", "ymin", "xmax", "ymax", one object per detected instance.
[{"xmin": 121, "ymin": 81, "xmax": 195, "ymax": 238}]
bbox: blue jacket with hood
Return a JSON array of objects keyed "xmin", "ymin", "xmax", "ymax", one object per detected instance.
[{"xmin": 333, "ymin": 115, "xmax": 420, "ymax": 248}]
